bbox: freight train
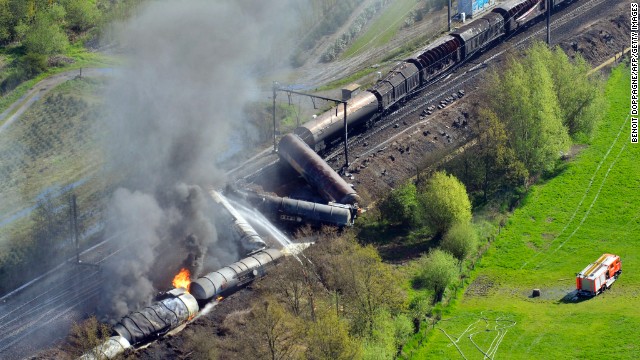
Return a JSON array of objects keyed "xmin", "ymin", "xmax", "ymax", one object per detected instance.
[{"xmin": 291, "ymin": 0, "xmax": 573, "ymax": 152}]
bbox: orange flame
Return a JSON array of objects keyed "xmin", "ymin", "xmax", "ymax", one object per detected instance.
[{"xmin": 172, "ymin": 268, "xmax": 191, "ymax": 292}]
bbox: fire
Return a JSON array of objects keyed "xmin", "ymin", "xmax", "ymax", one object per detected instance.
[{"xmin": 172, "ymin": 268, "xmax": 191, "ymax": 292}]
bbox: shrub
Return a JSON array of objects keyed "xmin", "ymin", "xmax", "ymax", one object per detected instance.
[
  {"xmin": 414, "ymin": 249, "xmax": 459, "ymax": 302},
  {"xmin": 379, "ymin": 182, "xmax": 419, "ymax": 227},
  {"xmin": 418, "ymin": 171, "xmax": 472, "ymax": 234},
  {"xmin": 441, "ymin": 221, "xmax": 478, "ymax": 263}
]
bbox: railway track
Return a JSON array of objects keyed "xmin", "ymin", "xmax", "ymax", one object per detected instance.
[
  {"xmin": 322, "ymin": 0, "xmax": 616, "ymax": 166},
  {"xmin": 0, "ymin": 0, "xmax": 624, "ymax": 357},
  {"xmin": 0, "ymin": 238, "xmax": 123, "ymax": 359}
]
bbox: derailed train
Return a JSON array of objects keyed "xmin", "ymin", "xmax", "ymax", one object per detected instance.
[
  {"xmin": 80, "ymin": 249, "xmax": 284, "ymax": 360},
  {"xmin": 81, "ymin": 1, "xmax": 578, "ymax": 357},
  {"xmin": 291, "ymin": 0, "xmax": 573, "ymax": 152}
]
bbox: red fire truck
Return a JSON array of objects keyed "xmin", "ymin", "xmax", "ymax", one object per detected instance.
[{"xmin": 576, "ymin": 254, "xmax": 622, "ymax": 297}]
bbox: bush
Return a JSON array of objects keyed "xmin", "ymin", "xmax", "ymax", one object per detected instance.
[
  {"xmin": 379, "ymin": 182, "xmax": 419, "ymax": 227},
  {"xmin": 23, "ymin": 5, "xmax": 69, "ymax": 55},
  {"xmin": 418, "ymin": 171, "xmax": 472, "ymax": 234},
  {"xmin": 20, "ymin": 52, "xmax": 48, "ymax": 77},
  {"xmin": 0, "ymin": 70, "xmax": 27, "ymax": 94},
  {"xmin": 63, "ymin": 0, "xmax": 100, "ymax": 32},
  {"xmin": 441, "ymin": 221, "xmax": 478, "ymax": 263},
  {"xmin": 414, "ymin": 249, "xmax": 459, "ymax": 302}
]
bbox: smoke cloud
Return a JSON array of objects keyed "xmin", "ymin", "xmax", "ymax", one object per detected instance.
[{"xmin": 99, "ymin": 0, "xmax": 301, "ymax": 320}]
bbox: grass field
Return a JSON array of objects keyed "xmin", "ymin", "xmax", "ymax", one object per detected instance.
[
  {"xmin": 341, "ymin": 0, "xmax": 421, "ymax": 59},
  {"xmin": 0, "ymin": 44, "xmax": 120, "ymax": 118},
  {"xmin": 0, "ymin": 77, "xmax": 112, "ymax": 266},
  {"xmin": 407, "ymin": 66, "xmax": 640, "ymax": 358}
]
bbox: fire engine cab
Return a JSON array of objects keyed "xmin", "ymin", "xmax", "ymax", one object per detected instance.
[{"xmin": 576, "ymin": 254, "xmax": 622, "ymax": 297}]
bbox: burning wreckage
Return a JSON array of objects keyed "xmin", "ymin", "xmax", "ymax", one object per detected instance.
[
  {"xmin": 81, "ymin": 133, "xmax": 361, "ymax": 358},
  {"xmin": 79, "ymin": 190, "xmax": 308, "ymax": 359},
  {"xmin": 80, "ymin": 247, "xmax": 284, "ymax": 360}
]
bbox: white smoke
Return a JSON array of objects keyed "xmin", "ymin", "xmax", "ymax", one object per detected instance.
[{"xmin": 99, "ymin": 0, "xmax": 302, "ymax": 320}]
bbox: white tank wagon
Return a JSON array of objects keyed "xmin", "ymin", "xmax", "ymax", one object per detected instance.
[
  {"xmin": 190, "ymin": 248, "xmax": 283, "ymax": 301},
  {"xmin": 210, "ymin": 189, "xmax": 267, "ymax": 252},
  {"xmin": 232, "ymin": 188, "xmax": 355, "ymax": 227},
  {"xmin": 112, "ymin": 288, "xmax": 199, "ymax": 346},
  {"xmin": 78, "ymin": 336, "xmax": 130, "ymax": 360}
]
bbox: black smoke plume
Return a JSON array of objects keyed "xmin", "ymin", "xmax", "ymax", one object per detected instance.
[{"xmin": 98, "ymin": 0, "xmax": 301, "ymax": 320}]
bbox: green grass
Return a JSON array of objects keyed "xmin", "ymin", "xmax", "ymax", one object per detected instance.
[
  {"xmin": 0, "ymin": 77, "xmax": 114, "ymax": 290},
  {"xmin": 406, "ymin": 66, "xmax": 640, "ymax": 358},
  {"xmin": 341, "ymin": 0, "xmax": 421, "ymax": 59},
  {"xmin": 0, "ymin": 44, "xmax": 121, "ymax": 119},
  {"xmin": 315, "ymin": 66, "xmax": 379, "ymax": 92},
  {"xmin": 0, "ymin": 77, "xmax": 108, "ymax": 223}
]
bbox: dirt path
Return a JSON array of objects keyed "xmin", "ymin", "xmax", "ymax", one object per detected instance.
[{"xmin": 0, "ymin": 67, "xmax": 114, "ymax": 134}]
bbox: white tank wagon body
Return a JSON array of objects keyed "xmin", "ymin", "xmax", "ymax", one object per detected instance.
[
  {"xmin": 112, "ymin": 288, "xmax": 199, "ymax": 346},
  {"xmin": 190, "ymin": 248, "xmax": 283, "ymax": 301},
  {"xmin": 230, "ymin": 188, "xmax": 355, "ymax": 227},
  {"xmin": 78, "ymin": 336, "xmax": 131, "ymax": 360},
  {"xmin": 210, "ymin": 189, "xmax": 267, "ymax": 252}
]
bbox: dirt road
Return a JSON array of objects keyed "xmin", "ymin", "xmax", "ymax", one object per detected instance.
[{"xmin": 0, "ymin": 68, "xmax": 114, "ymax": 134}]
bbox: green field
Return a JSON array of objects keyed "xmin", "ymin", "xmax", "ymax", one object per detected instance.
[
  {"xmin": 342, "ymin": 0, "xmax": 421, "ymax": 59},
  {"xmin": 0, "ymin": 78, "xmax": 111, "ymax": 277},
  {"xmin": 410, "ymin": 66, "xmax": 640, "ymax": 358}
]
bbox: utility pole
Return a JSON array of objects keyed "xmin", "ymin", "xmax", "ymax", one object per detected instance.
[
  {"xmin": 69, "ymin": 194, "xmax": 79, "ymax": 263},
  {"xmin": 448, "ymin": 0, "xmax": 452, "ymax": 32},
  {"xmin": 342, "ymin": 102, "xmax": 349, "ymax": 171},
  {"xmin": 272, "ymin": 85, "xmax": 350, "ymax": 171},
  {"xmin": 272, "ymin": 82, "xmax": 278, "ymax": 153},
  {"xmin": 546, "ymin": 0, "xmax": 551, "ymax": 46}
]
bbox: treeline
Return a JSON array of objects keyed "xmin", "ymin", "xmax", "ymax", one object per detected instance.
[
  {"xmin": 0, "ymin": 0, "xmax": 144, "ymax": 93},
  {"xmin": 445, "ymin": 43, "xmax": 606, "ymax": 205},
  {"xmin": 216, "ymin": 231, "xmax": 412, "ymax": 360},
  {"xmin": 61, "ymin": 172, "xmax": 480, "ymax": 359},
  {"xmin": 378, "ymin": 171, "xmax": 478, "ymax": 301}
]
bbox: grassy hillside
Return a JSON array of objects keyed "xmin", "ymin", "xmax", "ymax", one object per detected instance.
[
  {"xmin": 0, "ymin": 77, "xmax": 111, "ymax": 292},
  {"xmin": 409, "ymin": 66, "xmax": 640, "ymax": 358},
  {"xmin": 341, "ymin": 0, "xmax": 421, "ymax": 59}
]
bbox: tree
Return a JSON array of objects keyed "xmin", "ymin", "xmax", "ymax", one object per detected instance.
[
  {"xmin": 23, "ymin": 4, "xmax": 68, "ymax": 55},
  {"xmin": 414, "ymin": 249, "xmax": 459, "ymax": 302},
  {"xmin": 0, "ymin": 0, "xmax": 12, "ymax": 42},
  {"xmin": 543, "ymin": 44, "xmax": 606, "ymax": 140},
  {"xmin": 418, "ymin": 171, "xmax": 472, "ymax": 234},
  {"xmin": 257, "ymin": 256, "xmax": 317, "ymax": 319},
  {"xmin": 487, "ymin": 44, "xmax": 570, "ymax": 174},
  {"xmin": 361, "ymin": 310, "xmax": 413, "ymax": 360},
  {"xmin": 379, "ymin": 182, "xmax": 419, "ymax": 227},
  {"xmin": 332, "ymin": 243, "xmax": 404, "ymax": 337},
  {"xmin": 306, "ymin": 308, "xmax": 361, "ymax": 360},
  {"xmin": 475, "ymin": 108, "xmax": 528, "ymax": 199},
  {"xmin": 63, "ymin": 0, "xmax": 99, "ymax": 32},
  {"xmin": 441, "ymin": 221, "xmax": 478, "ymax": 263},
  {"xmin": 241, "ymin": 299, "xmax": 302, "ymax": 360},
  {"xmin": 307, "ymin": 233, "xmax": 405, "ymax": 338}
]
